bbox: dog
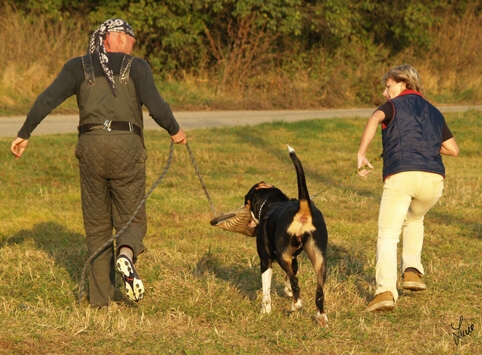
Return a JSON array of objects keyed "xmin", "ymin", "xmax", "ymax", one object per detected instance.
[{"xmin": 243, "ymin": 145, "xmax": 328, "ymax": 327}]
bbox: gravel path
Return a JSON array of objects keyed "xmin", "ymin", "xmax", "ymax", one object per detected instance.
[{"xmin": 1, "ymin": 105, "xmax": 481, "ymax": 137}]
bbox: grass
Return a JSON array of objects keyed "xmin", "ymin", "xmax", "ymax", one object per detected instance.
[{"xmin": 0, "ymin": 112, "xmax": 481, "ymax": 354}]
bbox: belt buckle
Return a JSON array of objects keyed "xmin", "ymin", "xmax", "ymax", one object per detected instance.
[{"xmin": 103, "ymin": 120, "xmax": 112, "ymax": 132}]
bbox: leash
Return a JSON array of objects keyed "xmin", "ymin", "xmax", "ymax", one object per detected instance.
[
  {"xmin": 310, "ymin": 153, "xmax": 383, "ymax": 199},
  {"xmin": 186, "ymin": 142, "xmax": 217, "ymax": 217},
  {"xmin": 77, "ymin": 138, "xmax": 375, "ymax": 301},
  {"xmin": 77, "ymin": 140, "xmax": 175, "ymax": 303}
]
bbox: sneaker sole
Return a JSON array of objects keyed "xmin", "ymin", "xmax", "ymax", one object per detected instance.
[
  {"xmin": 366, "ymin": 300, "xmax": 395, "ymax": 312},
  {"xmin": 116, "ymin": 256, "xmax": 144, "ymax": 302},
  {"xmin": 403, "ymin": 281, "xmax": 426, "ymax": 291}
]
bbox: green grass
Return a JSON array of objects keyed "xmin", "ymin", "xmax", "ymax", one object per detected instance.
[{"xmin": 0, "ymin": 112, "xmax": 481, "ymax": 354}]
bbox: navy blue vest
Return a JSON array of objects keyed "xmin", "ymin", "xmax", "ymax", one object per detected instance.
[{"xmin": 382, "ymin": 91, "xmax": 445, "ymax": 180}]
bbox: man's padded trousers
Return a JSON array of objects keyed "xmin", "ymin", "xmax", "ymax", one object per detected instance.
[{"xmin": 75, "ymin": 130, "xmax": 147, "ymax": 306}]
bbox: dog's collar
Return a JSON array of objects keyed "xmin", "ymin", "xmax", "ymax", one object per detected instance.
[
  {"xmin": 250, "ymin": 198, "xmax": 268, "ymax": 226},
  {"xmin": 258, "ymin": 199, "xmax": 268, "ymax": 221}
]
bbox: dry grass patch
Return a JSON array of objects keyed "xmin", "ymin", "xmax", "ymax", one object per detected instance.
[{"xmin": 0, "ymin": 113, "xmax": 481, "ymax": 354}]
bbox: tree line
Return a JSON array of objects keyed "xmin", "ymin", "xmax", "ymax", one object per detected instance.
[{"xmin": 3, "ymin": 0, "xmax": 481, "ymax": 108}]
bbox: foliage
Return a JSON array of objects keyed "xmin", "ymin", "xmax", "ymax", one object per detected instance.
[
  {"xmin": 1, "ymin": 0, "xmax": 482, "ymax": 114},
  {"xmin": 4, "ymin": 0, "xmax": 477, "ymax": 74}
]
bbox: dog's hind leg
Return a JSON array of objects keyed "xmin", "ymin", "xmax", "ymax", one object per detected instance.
[
  {"xmin": 283, "ymin": 256, "xmax": 298, "ymax": 297},
  {"xmin": 284, "ymin": 275, "xmax": 293, "ymax": 297},
  {"xmin": 304, "ymin": 239, "xmax": 329, "ymax": 327},
  {"xmin": 314, "ymin": 283, "xmax": 328, "ymax": 327},
  {"xmin": 279, "ymin": 254, "xmax": 302, "ymax": 312}
]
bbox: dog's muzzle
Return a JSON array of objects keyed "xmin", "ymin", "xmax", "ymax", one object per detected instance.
[{"xmin": 209, "ymin": 205, "xmax": 256, "ymax": 237}]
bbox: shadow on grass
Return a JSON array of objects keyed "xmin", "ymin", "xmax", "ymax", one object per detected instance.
[
  {"xmin": 194, "ymin": 240, "xmax": 376, "ymax": 304},
  {"xmin": 3, "ymin": 221, "xmax": 87, "ymax": 288},
  {"xmin": 432, "ymin": 210, "xmax": 482, "ymax": 239},
  {"xmin": 194, "ymin": 249, "xmax": 260, "ymax": 301},
  {"xmin": 327, "ymin": 243, "xmax": 375, "ymax": 302}
]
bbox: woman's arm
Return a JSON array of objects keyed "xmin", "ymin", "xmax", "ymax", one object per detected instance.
[
  {"xmin": 440, "ymin": 137, "xmax": 460, "ymax": 156},
  {"xmin": 357, "ymin": 110, "xmax": 385, "ymax": 176}
]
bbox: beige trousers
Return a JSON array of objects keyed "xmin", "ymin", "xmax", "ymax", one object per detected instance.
[{"xmin": 375, "ymin": 171, "xmax": 444, "ymax": 301}]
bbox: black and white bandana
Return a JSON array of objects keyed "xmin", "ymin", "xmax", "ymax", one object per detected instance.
[{"xmin": 88, "ymin": 18, "xmax": 135, "ymax": 96}]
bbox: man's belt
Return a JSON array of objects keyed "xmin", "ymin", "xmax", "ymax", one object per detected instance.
[{"xmin": 78, "ymin": 120, "xmax": 142, "ymax": 138}]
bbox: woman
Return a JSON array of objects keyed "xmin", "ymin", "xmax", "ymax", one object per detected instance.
[{"xmin": 357, "ymin": 65, "xmax": 459, "ymax": 312}]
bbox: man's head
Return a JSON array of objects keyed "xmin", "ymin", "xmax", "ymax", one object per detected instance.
[
  {"xmin": 103, "ymin": 32, "xmax": 137, "ymax": 55},
  {"xmin": 89, "ymin": 18, "xmax": 135, "ymax": 54},
  {"xmin": 88, "ymin": 18, "xmax": 136, "ymax": 96}
]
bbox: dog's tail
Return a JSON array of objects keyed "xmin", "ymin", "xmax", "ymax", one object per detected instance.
[
  {"xmin": 287, "ymin": 145, "xmax": 311, "ymax": 203},
  {"xmin": 286, "ymin": 145, "xmax": 316, "ymax": 237}
]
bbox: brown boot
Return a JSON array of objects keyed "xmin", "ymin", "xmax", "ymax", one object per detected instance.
[
  {"xmin": 366, "ymin": 291, "xmax": 395, "ymax": 312},
  {"xmin": 403, "ymin": 268, "xmax": 426, "ymax": 291}
]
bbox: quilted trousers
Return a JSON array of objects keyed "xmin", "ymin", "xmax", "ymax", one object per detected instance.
[{"xmin": 75, "ymin": 131, "xmax": 147, "ymax": 306}]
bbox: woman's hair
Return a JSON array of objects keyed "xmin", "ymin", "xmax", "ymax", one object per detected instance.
[{"xmin": 383, "ymin": 65, "xmax": 423, "ymax": 94}]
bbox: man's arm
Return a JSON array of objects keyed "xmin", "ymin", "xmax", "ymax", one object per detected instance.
[
  {"xmin": 17, "ymin": 59, "xmax": 79, "ymax": 139},
  {"xmin": 132, "ymin": 58, "xmax": 180, "ymax": 136}
]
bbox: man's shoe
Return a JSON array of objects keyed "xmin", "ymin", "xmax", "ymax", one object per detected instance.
[
  {"xmin": 116, "ymin": 255, "xmax": 144, "ymax": 302},
  {"xmin": 366, "ymin": 291, "xmax": 395, "ymax": 312},
  {"xmin": 403, "ymin": 268, "xmax": 426, "ymax": 291}
]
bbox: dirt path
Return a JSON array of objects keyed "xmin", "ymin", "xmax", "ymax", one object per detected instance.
[{"xmin": 1, "ymin": 105, "xmax": 481, "ymax": 137}]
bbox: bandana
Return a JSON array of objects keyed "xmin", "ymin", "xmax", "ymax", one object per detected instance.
[{"xmin": 88, "ymin": 18, "xmax": 135, "ymax": 96}]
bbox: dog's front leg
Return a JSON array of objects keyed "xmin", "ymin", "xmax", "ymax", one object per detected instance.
[{"xmin": 261, "ymin": 267, "xmax": 273, "ymax": 314}]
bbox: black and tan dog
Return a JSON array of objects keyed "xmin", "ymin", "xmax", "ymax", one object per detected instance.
[{"xmin": 244, "ymin": 146, "xmax": 328, "ymax": 327}]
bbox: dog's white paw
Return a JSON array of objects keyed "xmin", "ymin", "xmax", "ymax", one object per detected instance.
[
  {"xmin": 316, "ymin": 312, "xmax": 329, "ymax": 328},
  {"xmin": 261, "ymin": 301, "xmax": 272, "ymax": 314},
  {"xmin": 291, "ymin": 298, "xmax": 302, "ymax": 311},
  {"xmin": 284, "ymin": 284, "xmax": 293, "ymax": 297}
]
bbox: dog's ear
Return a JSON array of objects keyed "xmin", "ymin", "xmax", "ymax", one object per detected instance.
[
  {"xmin": 256, "ymin": 182, "xmax": 273, "ymax": 190},
  {"xmin": 245, "ymin": 182, "xmax": 261, "ymax": 204}
]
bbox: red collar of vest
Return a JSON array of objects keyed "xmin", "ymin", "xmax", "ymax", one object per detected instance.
[
  {"xmin": 382, "ymin": 90, "xmax": 423, "ymax": 129},
  {"xmin": 396, "ymin": 89, "xmax": 423, "ymax": 98}
]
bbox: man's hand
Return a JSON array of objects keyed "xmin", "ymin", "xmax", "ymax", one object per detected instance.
[
  {"xmin": 171, "ymin": 129, "xmax": 187, "ymax": 145},
  {"xmin": 10, "ymin": 137, "xmax": 29, "ymax": 159}
]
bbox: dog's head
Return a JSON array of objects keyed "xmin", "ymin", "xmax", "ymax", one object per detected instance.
[{"xmin": 244, "ymin": 181, "xmax": 287, "ymax": 228}]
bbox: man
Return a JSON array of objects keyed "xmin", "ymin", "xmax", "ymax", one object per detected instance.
[{"xmin": 10, "ymin": 18, "xmax": 186, "ymax": 307}]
